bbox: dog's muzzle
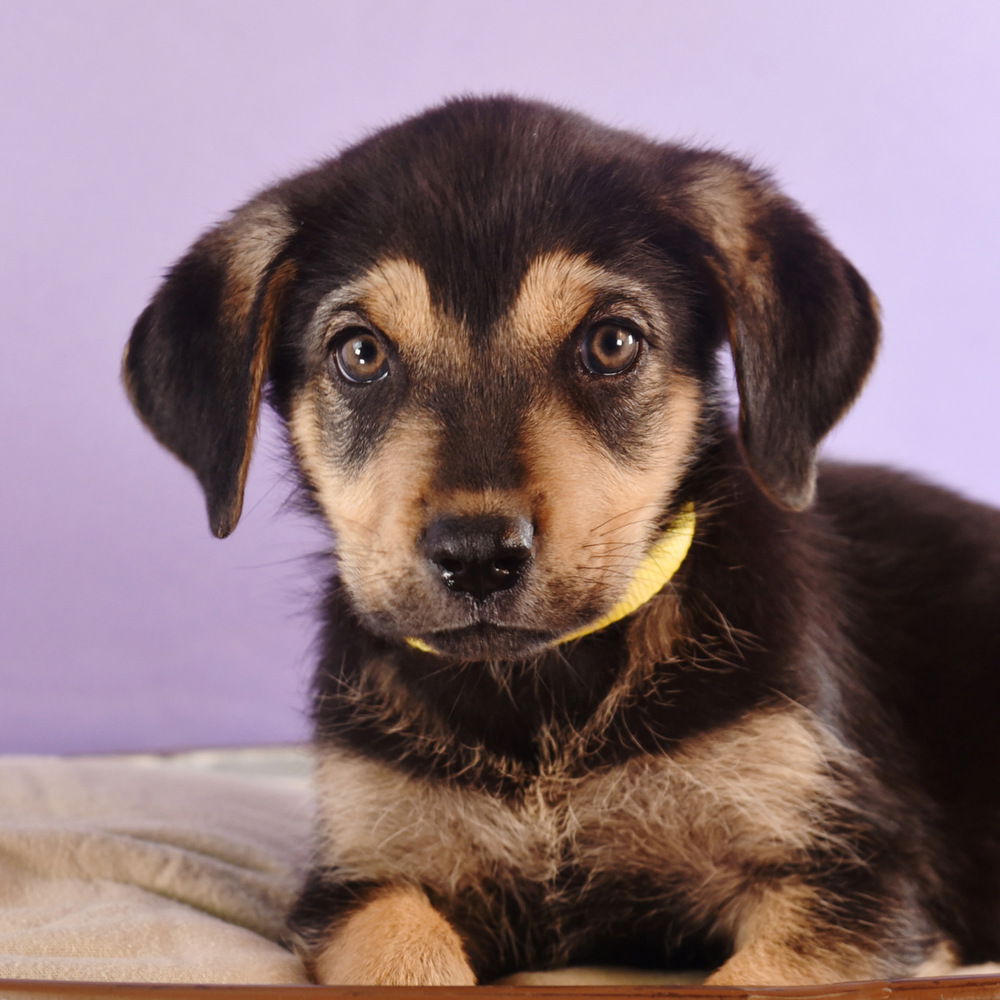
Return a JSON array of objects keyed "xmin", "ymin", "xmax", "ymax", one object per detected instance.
[{"xmin": 406, "ymin": 503, "xmax": 697, "ymax": 656}]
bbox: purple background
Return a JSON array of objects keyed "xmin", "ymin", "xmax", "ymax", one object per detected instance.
[{"xmin": 3, "ymin": 1, "xmax": 998, "ymax": 753}]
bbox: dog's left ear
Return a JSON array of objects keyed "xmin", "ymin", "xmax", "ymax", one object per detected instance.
[
  {"xmin": 123, "ymin": 196, "xmax": 297, "ymax": 538},
  {"xmin": 671, "ymin": 152, "xmax": 880, "ymax": 510}
]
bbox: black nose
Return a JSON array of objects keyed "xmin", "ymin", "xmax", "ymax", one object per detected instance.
[{"xmin": 422, "ymin": 515, "xmax": 534, "ymax": 600}]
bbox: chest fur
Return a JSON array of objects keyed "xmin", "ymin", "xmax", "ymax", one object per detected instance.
[{"xmin": 313, "ymin": 707, "xmax": 855, "ymax": 924}]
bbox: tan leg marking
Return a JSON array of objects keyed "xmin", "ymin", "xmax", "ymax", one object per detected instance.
[
  {"xmin": 914, "ymin": 940, "xmax": 960, "ymax": 977},
  {"xmin": 705, "ymin": 882, "xmax": 874, "ymax": 987},
  {"xmin": 311, "ymin": 885, "xmax": 476, "ymax": 986}
]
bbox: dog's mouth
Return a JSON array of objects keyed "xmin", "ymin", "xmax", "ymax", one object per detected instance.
[{"xmin": 413, "ymin": 623, "xmax": 562, "ymax": 660}]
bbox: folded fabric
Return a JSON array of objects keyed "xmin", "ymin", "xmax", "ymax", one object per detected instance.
[{"xmin": 0, "ymin": 754, "xmax": 311, "ymax": 983}]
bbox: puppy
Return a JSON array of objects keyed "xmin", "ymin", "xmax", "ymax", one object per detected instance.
[{"xmin": 124, "ymin": 96, "xmax": 1000, "ymax": 986}]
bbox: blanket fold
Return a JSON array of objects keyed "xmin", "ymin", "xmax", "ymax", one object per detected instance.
[{"xmin": 0, "ymin": 755, "xmax": 311, "ymax": 984}]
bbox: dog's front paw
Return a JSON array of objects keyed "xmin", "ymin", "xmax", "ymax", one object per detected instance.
[
  {"xmin": 310, "ymin": 885, "xmax": 476, "ymax": 986},
  {"xmin": 704, "ymin": 927, "xmax": 887, "ymax": 987}
]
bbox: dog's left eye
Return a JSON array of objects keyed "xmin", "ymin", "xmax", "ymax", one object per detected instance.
[
  {"xmin": 330, "ymin": 328, "xmax": 390, "ymax": 384},
  {"xmin": 579, "ymin": 323, "xmax": 643, "ymax": 376}
]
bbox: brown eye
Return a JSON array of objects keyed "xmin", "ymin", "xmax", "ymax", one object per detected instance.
[
  {"xmin": 579, "ymin": 323, "xmax": 643, "ymax": 375},
  {"xmin": 331, "ymin": 328, "xmax": 390, "ymax": 384}
]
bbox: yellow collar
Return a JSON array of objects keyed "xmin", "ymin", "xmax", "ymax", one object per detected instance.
[{"xmin": 406, "ymin": 502, "xmax": 696, "ymax": 655}]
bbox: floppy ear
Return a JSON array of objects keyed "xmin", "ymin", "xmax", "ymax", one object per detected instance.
[
  {"xmin": 673, "ymin": 152, "xmax": 880, "ymax": 510},
  {"xmin": 123, "ymin": 197, "xmax": 297, "ymax": 537}
]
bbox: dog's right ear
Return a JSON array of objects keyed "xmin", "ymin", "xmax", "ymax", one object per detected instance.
[{"xmin": 123, "ymin": 197, "xmax": 297, "ymax": 538}]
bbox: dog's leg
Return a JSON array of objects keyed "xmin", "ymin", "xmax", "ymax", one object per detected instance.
[
  {"xmin": 706, "ymin": 931, "xmax": 869, "ymax": 986},
  {"xmin": 704, "ymin": 880, "xmax": 921, "ymax": 987},
  {"xmin": 298, "ymin": 882, "xmax": 477, "ymax": 986}
]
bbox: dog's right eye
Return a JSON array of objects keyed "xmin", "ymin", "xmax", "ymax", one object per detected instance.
[{"xmin": 330, "ymin": 328, "xmax": 390, "ymax": 384}]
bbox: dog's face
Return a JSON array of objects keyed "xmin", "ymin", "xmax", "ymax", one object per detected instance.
[
  {"xmin": 124, "ymin": 98, "xmax": 879, "ymax": 661},
  {"xmin": 288, "ymin": 249, "xmax": 703, "ymax": 658}
]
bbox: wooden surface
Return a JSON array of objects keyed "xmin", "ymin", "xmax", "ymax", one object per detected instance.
[{"xmin": 2, "ymin": 977, "xmax": 1000, "ymax": 1000}]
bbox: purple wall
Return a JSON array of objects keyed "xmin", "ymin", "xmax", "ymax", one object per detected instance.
[{"xmin": 3, "ymin": 1, "xmax": 998, "ymax": 753}]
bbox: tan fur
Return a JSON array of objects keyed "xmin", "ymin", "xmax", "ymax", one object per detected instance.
[
  {"xmin": 311, "ymin": 884, "xmax": 476, "ymax": 986},
  {"xmin": 705, "ymin": 882, "xmax": 875, "ymax": 986},
  {"xmin": 289, "ymin": 257, "xmax": 483, "ymax": 629},
  {"xmin": 680, "ymin": 162, "xmax": 778, "ymax": 345},
  {"xmin": 914, "ymin": 940, "xmax": 962, "ymax": 977},
  {"xmin": 289, "ymin": 388, "xmax": 443, "ymax": 619},
  {"xmin": 687, "ymin": 161, "xmax": 773, "ymax": 296},
  {"xmin": 517, "ymin": 376, "xmax": 702, "ymax": 622},
  {"xmin": 214, "ymin": 198, "xmax": 295, "ymax": 332},
  {"xmin": 508, "ymin": 250, "xmax": 674, "ymax": 352},
  {"xmin": 234, "ymin": 257, "xmax": 297, "ymax": 509},
  {"xmin": 355, "ymin": 256, "xmax": 471, "ymax": 375},
  {"xmin": 314, "ymin": 705, "xmax": 860, "ymax": 940},
  {"xmin": 510, "ymin": 252, "xmax": 704, "ymax": 626},
  {"xmin": 506, "ymin": 250, "xmax": 607, "ymax": 355},
  {"xmin": 507, "ymin": 255, "xmax": 704, "ymax": 634},
  {"xmin": 426, "ymin": 487, "xmax": 533, "ymax": 520}
]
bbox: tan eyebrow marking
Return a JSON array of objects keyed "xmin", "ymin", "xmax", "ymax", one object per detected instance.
[
  {"xmin": 504, "ymin": 251, "xmax": 607, "ymax": 355},
  {"xmin": 351, "ymin": 257, "xmax": 469, "ymax": 373}
]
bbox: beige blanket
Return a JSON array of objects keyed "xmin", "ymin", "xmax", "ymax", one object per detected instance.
[{"xmin": 0, "ymin": 752, "xmax": 311, "ymax": 983}]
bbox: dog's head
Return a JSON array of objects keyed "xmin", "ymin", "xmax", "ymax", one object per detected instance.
[{"xmin": 125, "ymin": 97, "xmax": 878, "ymax": 660}]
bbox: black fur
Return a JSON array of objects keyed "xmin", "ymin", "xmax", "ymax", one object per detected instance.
[{"xmin": 125, "ymin": 96, "xmax": 1000, "ymax": 985}]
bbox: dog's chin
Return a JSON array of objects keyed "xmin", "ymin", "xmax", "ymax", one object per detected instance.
[{"xmin": 413, "ymin": 623, "xmax": 562, "ymax": 661}]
